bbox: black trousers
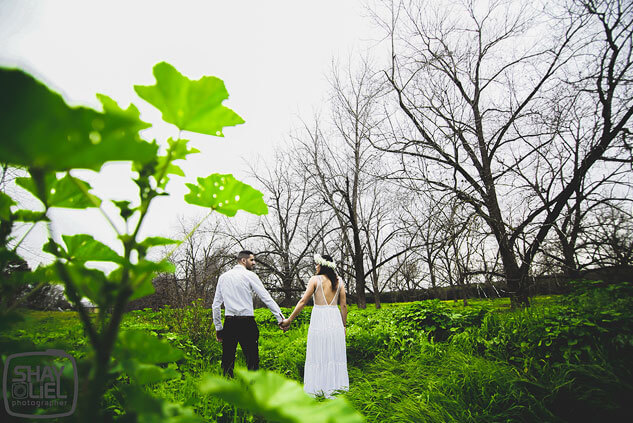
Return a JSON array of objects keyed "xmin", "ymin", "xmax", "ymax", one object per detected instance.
[{"xmin": 220, "ymin": 316, "xmax": 259, "ymax": 377}]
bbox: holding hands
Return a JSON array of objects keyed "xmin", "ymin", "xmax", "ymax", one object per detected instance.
[{"xmin": 279, "ymin": 319, "xmax": 291, "ymax": 332}]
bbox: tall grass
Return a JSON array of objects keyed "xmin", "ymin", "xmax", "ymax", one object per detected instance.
[
  {"xmin": 347, "ymin": 341, "xmax": 553, "ymax": 422},
  {"xmin": 6, "ymin": 282, "xmax": 633, "ymax": 421}
]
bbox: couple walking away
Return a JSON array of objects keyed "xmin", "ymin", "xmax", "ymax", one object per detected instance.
[{"xmin": 212, "ymin": 250, "xmax": 349, "ymax": 398}]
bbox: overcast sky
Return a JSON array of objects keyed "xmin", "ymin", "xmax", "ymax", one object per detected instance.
[{"xmin": 0, "ymin": 0, "xmax": 383, "ymax": 267}]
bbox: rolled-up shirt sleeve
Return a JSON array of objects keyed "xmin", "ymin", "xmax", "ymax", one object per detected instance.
[
  {"xmin": 212, "ymin": 279, "xmax": 224, "ymax": 331},
  {"xmin": 247, "ymin": 272, "xmax": 284, "ymax": 322}
]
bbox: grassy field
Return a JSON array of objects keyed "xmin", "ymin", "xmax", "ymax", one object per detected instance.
[{"xmin": 3, "ymin": 281, "xmax": 633, "ymax": 422}]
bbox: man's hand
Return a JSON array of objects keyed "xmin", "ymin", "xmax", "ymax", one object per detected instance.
[
  {"xmin": 215, "ymin": 330, "xmax": 223, "ymax": 342},
  {"xmin": 278, "ymin": 319, "xmax": 290, "ymax": 332}
]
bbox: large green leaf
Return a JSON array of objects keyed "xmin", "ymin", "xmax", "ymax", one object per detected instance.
[
  {"xmin": 0, "ymin": 192, "xmax": 16, "ymax": 220},
  {"xmin": 16, "ymin": 173, "xmax": 101, "ymax": 209},
  {"xmin": 134, "ymin": 62, "xmax": 244, "ymax": 136},
  {"xmin": 107, "ymin": 259, "xmax": 175, "ymax": 301},
  {"xmin": 120, "ymin": 361, "xmax": 180, "ymax": 385},
  {"xmin": 61, "ymin": 234, "xmax": 125, "ymax": 264},
  {"xmin": 138, "ymin": 236, "xmax": 180, "ymax": 249},
  {"xmin": 199, "ymin": 369, "xmax": 364, "ymax": 423},
  {"xmin": 118, "ymin": 384, "xmax": 202, "ymax": 423},
  {"xmin": 0, "ymin": 68, "xmax": 157, "ymax": 171},
  {"xmin": 116, "ymin": 330, "xmax": 184, "ymax": 364},
  {"xmin": 151, "ymin": 138, "xmax": 200, "ymax": 190},
  {"xmin": 32, "ymin": 262, "xmax": 116, "ymax": 308},
  {"xmin": 12, "ymin": 210, "xmax": 48, "ymax": 222},
  {"xmin": 184, "ymin": 173, "xmax": 268, "ymax": 217},
  {"xmin": 65, "ymin": 263, "xmax": 115, "ymax": 308}
]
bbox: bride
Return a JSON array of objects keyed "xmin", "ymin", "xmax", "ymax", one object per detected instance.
[{"xmin": 281, "ymin": 254, "xmax": 349, "ymax": 398}]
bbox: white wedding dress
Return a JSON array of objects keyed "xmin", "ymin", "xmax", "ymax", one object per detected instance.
[{"xmin": 303, "ymin": 276, "xmax": 349, "ymax": 398}]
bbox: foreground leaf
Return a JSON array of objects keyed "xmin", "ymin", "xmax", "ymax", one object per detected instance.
[
  {"xmin": 16, "ymin": 173, "xmax": 101, "ymax": 209},
  {"xmin": 12, "ymin": 210, "xmax": 48, "ymax": 222},
  {"xmin": 154, "ymin": 138, "xmax": 200, "ymax": 189},
  {"xmin": 61, "ymin": 234, "xmax": 125, "ymax": 264},
  {"xmin": 134, "ymin": 62, "xmax": 244, "ymax": 136},
  {"xmin": 122, "ymin": 361, "xmax": 180, "ymax": 385},
  {"xmin": 30, "ymin": 262, "xmax": 116, "ymax": 308},
  {"xmin": 107, "ymin": 259, "xmax": 175, "ymax": 301},
  {"xmin": 116, "ymin": 330, "xmax": 184, "ymax": 364},
  {"xmin": 0, "ymin": 192, "xmax": 16, "ymax": 220},
  {"xmin": 199, "ymin": 369, "xmax": 364, "ymax": 423},
  {"xmin": 138, "ymin": 236, "xmax": 181, "ymax": 249},
  {"xmin": 118, "ymin": 384, "xmax": 203, "ymax": 423},
  {"xmin": 0, "ymin": 68, "xmax": 156, "ymax": 171},
  {"xmin": 184, "ymin": 173, "xmax": 268, "ymax": 217}
]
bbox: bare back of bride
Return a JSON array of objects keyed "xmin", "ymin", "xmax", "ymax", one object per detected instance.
[{"xmin": 281, "ymin": 254, "xmax": 349, "ymax": 398}]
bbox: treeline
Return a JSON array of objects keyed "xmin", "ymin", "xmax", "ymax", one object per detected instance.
[
  {"xmin": 139, "ymin": 0, "xmax": 633, "ymax": 310},
  {"xmin": 3, "ymin": 0, "xmax": 632, "ymax": 312}
]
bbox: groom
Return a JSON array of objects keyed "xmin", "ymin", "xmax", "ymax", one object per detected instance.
[{"xmin": 212, "ymin": 250, "xmax": 285, "ymax": 377}]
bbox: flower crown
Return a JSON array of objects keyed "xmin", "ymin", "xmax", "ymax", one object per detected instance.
[{"xmin": 314, "ymin": 254, "xmax": 336, "ymax": 269}]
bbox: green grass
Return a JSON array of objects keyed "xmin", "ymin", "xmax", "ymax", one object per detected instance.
[
  {"xmin": 347, "ymin": 345, "xmax": 552, "ymax": 423},
  {"xmin": 3, "ymin": 285, "xmax": 633, "ymax": 422}
]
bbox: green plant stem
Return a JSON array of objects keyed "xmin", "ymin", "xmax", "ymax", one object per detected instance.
[
  {"xmin": 31, "ymin": 170, "xmax": 96, "ymax": 344},
  {"xmin": 87, "ymin": 186, "xmax": 155, "ymax": 420}
]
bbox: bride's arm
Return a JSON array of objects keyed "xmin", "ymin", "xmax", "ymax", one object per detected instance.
[
  {"xmin": 282, "ymin": 276, "xmax": 317, "ymax": 327},
  {"xmin": 339, "ymin": 281, "xmax": 347, "ymax": 329}
]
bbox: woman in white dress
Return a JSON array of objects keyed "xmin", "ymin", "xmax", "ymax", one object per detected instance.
[{"xmin": 281, "ymin": 254, "xmax": 349, "ymax": 398}]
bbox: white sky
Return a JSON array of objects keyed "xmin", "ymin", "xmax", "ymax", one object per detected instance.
[{"xmin": 0, "ymin": 0, "xmax": 382, "ymax": 267}]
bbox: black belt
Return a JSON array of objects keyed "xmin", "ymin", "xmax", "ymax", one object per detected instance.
[{"xmin": 225, "ymin": 315, "xmax": 254, "ymax": 320}]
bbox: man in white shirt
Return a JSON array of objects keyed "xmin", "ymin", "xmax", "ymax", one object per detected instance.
[{"xmin": 212, "ymin": 250, "xmax": 285, "ymax": 377}]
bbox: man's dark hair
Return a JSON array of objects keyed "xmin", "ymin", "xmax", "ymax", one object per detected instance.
[{"xmin": 237, "ymin": 250, "xmax": 254, "ymax": 261}]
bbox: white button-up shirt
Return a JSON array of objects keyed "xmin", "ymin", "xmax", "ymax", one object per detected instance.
[{"xmin": 212, "ymin": 264, "xmax": 284, "ymax": 331}]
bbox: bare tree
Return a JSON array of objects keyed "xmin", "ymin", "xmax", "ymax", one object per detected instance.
[
  {"xmin": 587, "ymin": 206, "xmax": 633, "ymax": 267},
  {"xmin": 371, "ymin": 0, "xmax": 633, "ymax": 307},
  {"xmin": 245, "ymin": 150, "xmax": 328, "ymax": 306},
  {"xmin": 0, "ymin": 163, "xmax": 21, "ymax": 192},
  {"xmin": 360, "ymin": 184, "xmax": 414, "ymax": 308},
  {"xmin": 167, "ymin": 216, "xmax": 232, "ymax": 307},
  {"xmin": 434, "ymin": 198, "xmax": 489, "ymax": 305},
  {"xmin": 389, "ymin": 252, "xmax": 426, "ymax": 292},
  {"xmin": 397, "ymin": 190, "xmax": 450, "ymax": 292},
  {"xmin": 295, "ymin": 58, "xmax": 386, "ymax": 308}
]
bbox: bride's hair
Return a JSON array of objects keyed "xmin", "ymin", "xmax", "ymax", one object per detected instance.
[{"xmin": 317, "ymin": 254, "xmax": 339, "ymax": 292}]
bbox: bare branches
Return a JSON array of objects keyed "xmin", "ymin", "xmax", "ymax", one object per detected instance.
[{"xmin": 369, "ymin": 0, "xmax": 633, "ymax": 307}]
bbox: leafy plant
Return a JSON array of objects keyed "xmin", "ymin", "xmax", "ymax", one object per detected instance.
[
  {"xmin": 0, "ymin": 62, "xmax": 294, "ymax": 421},
  {"xmin": 200, "ymin": 369, "xmax": 364, "ymax": 423}
]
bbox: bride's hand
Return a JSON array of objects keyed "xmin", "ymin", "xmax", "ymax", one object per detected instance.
[{"xmin": 279, "ymin": 319, "xmax": 291, "ymax": 331}]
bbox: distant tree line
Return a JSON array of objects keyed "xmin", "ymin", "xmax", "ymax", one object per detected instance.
[{"xmin": 3, "ymin": 0, "xmax": 632, "ymax": 311}]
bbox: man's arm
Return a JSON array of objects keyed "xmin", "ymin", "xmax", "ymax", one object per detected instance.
[
  {"xmin": 247, "ymin": 272, "xmax": 284, "ymax": 323},
  {"xmin": 212, "ymin": 279, "xmax": 224, "ymax": 340}
]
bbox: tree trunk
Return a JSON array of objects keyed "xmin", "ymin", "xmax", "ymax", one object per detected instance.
[
  {"xmin": 490, "ymin": 214, "xmax": 530, "ymax": 308},
  {"xmin": 371, "ymin": 269, "xmax": 381, "ymax": 309},
  {"xmin": 504, "ymin": 263, "xmax": 530, "ymax": 308},
  {"xmin": 281, "ymin": 275, "xmax": 294, "ymax": 307}
]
